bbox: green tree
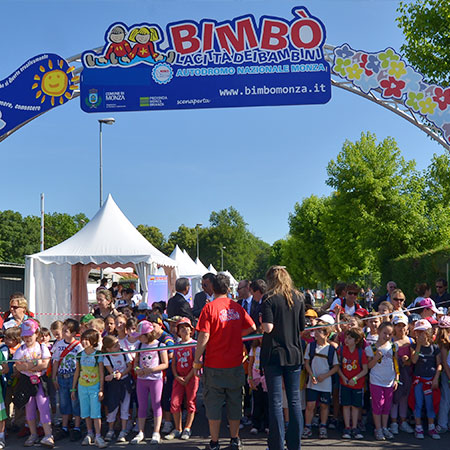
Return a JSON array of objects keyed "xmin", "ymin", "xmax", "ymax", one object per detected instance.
[
  {"xmin": 137, "ymin": 225, "xmax": 166, "ymax": 252},
  {"xmin": 397, "ymin": 0, "xmax": 450, "ymax": 85},
  {"xmin": 165, "ymin": 225, "xmax": 198, "ymax": 258}
]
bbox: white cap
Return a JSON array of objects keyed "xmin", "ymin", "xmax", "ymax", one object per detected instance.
[{"xmin": 318, "ymin": 314, "xmax": 335, "ymax": 325}]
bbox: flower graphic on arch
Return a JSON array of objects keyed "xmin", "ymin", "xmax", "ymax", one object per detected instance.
[
  {"xmin": 379, "ymin": 49, "xmax": 400, "ymax": 69},
  {"xmin": 335, "ymin": 44, "xmax": 354, "ymax": 59},
  {"xmin": 366, "ymin": 54, "xmax": 381, "ymax": 73},
  {"xmin": 419, "ymin": 97, "xmax": 437, "ymax": 115},
  {"xmin": 432, "ymin": 87, "xmax": 450, "ymax": 111},
  {"xmin": 346, "ymin": 63, "xmax": 364, "ymax": 80},
  {"xmin": 334, "ymin": 57, "xmax": 352, "ymax": 77},
  {"xmin": 380, "ymin": 76, "xmax": 406, "ymax": 99},
  {"xmin": 359, "ymin": 54, "xmax": 373, "ymax": 77},
  {"xmin": 406, "ymin": 92, "xmax": 424, "ymax": 111},
  {"xmin": 388, "ymin": 61, "xmax": 407, "ymax": 80}
]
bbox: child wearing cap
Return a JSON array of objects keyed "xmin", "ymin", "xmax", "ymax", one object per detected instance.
[
  {"xmin": 131, "ymin": 320, "xmax": 168, "ymax": 445},
  {"xmin": 410, "ymin": 319, "xmax": 442, "ymax": 439},
  {"xmin": 390, "ymin": 314, "xmax": 414, "ymax": 434},
  {"xmin": 303, "ymin": 319, "xmax": 339, "ymax": 439},
  {"xmin": 436, "ymin": 316, "xmax": 450, "ymax": 433},
  {"xmin": 13, "ymin": 319, "xmax": 54, "ymax": 448},
  {"xmin": 366, "ymin": 321, "xmax": 399, "ymax": 441},
  {"xmin": 165, "ymin": 318, "xmax": 198, "ymax": 441}
]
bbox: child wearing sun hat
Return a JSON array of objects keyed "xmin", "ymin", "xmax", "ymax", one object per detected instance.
[{"xmin": 436, "ymin": 316, "xmax": 450, "ymax": 433}]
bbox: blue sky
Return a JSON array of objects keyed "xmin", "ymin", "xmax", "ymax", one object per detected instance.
[{"xmin": 0, "ymin": 0, "xmax": 444, "ymax": 245}]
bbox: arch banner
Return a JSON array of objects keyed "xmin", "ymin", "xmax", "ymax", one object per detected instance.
[{"xmin": 80, "ymin": 7, "xmax": 332, "ymax": 113}]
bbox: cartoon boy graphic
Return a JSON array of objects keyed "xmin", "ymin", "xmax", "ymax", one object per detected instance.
[{"xmin": 85, "ymin": 25, "xmax": 132, "ymax": 67}]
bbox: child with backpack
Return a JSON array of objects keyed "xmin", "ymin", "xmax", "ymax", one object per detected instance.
[
  {"xmin": 13, "ymin": 319, "xmax": 54, "ymax": 448},
  {"xmin": 338, "ymin": 327, "xmax": 368, "ymax": 439},
  {"xmin": 366, "ymin": 321, "xmax": 399, "ymax": 441},
  {"xmin": 410, "ymin": 319, "xmax": 441, "ymax": 439},
  {"xmin": 102, "ymin": 335, "xmax": 133, "ymax": 442},
  {"xmin": 303, "ymin": 320, "xmax": 339, "ymax": 439},
  {"xmin": 130, "ymin": 320, "xmax": 168, "ymax": 445},
  {"xmin": 71, "ymin": 329, "xmax": 106, "ymax": 448}
]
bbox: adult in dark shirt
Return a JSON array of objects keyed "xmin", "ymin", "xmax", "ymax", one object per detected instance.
[
  {"xmin": 167, "ymin": 277, "xmax": 194, "ymax": 321},
  {"xmin": 192, "ymin": 273, "xmax": 215, "ymax": 318},
  {"xmin": 261, "ymin": 266, "xmax": 305, "ymax": 450},
  {"xmin": 432, "ymin": 278, "xmax": 450, "ymax": 308}
]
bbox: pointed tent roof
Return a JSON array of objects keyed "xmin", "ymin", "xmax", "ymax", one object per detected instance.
[
  {"xmin": 222, "ymin": 270, "xmax": 238, "ymax": 287},
  {"xmin": 195, "ymin": 257, "xmax": 209, "ymax": 276},
  {"xmin": 29, "ymin": 194, "xmax": 176, "ymax": 267},
  {"xmin": 208, "ymin": 264, "xmax": 218, "ymax": 275},
  {"xmin": 170, "ymin": 245, "xmax": 201, "ymax": 276},
  {"xmin": 183, "ymin": 249, "xmax": 202, "ymax": 275}
]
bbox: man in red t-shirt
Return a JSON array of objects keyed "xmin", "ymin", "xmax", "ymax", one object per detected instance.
[{"xmin": 194, "ymin": 273, "xmax": 256, "ymax": 450}]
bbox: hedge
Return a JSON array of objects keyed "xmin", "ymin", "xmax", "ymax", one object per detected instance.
[{"xmin": 381, "ymin": 246, "xmax": 450, "ymax": 305}]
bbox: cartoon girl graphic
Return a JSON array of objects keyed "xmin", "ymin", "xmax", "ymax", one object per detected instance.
[{"xmin": 126, "ymin": 26, "xmax": 175, "ymax": 65}]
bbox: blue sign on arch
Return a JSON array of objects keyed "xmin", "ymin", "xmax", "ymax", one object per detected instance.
[{"xmin": 80, "ymin": 7, "xmax": 331, "ymax": 113}]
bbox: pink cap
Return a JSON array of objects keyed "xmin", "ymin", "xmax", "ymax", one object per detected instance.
[
  {"xmin": 21, "ymin": 319, "xmax": 39, "ymax": 337},
  {"xmin": 176, "ymin": 317, "xmax": 194, "ymax": 329},
  {"xmin": 438, "ymin": 315, "xmax": 450, "ymax": 329},
  {"xmin": 419, "ymin": 298, "xmax": 439, "ymax": 314},
  {"xmin": 131, "ymin": 320, "xmax": 154, "ymax": 338},
  {"xmin": 414, "ymin": 319, "xmax": 432, "ymax": 331}
]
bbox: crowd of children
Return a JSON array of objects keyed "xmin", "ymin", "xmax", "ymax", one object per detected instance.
[
  {"xmin": 300, "ymin": 301, "xmax": 450, "ymax": 442},
  {"xmin": 3, "ymin": 286, "xmax": 450, "ymax": 448},
  {"xmin": 0, "ymin": 294, "xmax": 201, "ymax": 448}
]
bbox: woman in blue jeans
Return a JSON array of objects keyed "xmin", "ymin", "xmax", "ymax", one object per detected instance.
[{"xmin": 261, "ymin": 266, "xmax": 306, "ymax": 450}]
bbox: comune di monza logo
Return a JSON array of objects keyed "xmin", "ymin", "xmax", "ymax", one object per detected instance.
[{"xmin": 105, "ymin": 91, "xmax": 126, "ymax": 101}]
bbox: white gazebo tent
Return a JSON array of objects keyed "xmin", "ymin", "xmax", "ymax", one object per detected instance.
[
  {"xmin": 195, "ymin": 257, "xmax": 209, "ymax": 276},
  {"xmin": 208, "ymin": 264, "xmax": 218, "ymax": 275},
  {"xmin": 25, "ymin": 195, "xmax": 177, "ymax": 324}
]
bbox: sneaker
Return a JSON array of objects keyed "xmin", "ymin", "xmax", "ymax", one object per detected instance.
[
  {"xmin": 24, "ymin": 434, "xmax": 39, "ymax": 447},
  {"xmin": 429, "ymin": 428, "xmax": 441, "ymax": 440},
  {"xmin": 342, "ymin": 428, "xmax": 352, "ymax": 439},
  {"xmin": 150, "ymin": 432, "xmax": 160, "ymax": 444},
  {"xmin": 205, "ymin": 440, "xmax": 220, "ymax": 450},
  {"xmin": 241, "ymin": 416, "xmax": 252, "ymax": 426},
  {"xmin": 352, "ymin": 428, "xmax": 364, "ymax": 440},
  {"xmin": 382, "ymin": 427, "xmax": 394, "ymax": 439},
  {"xmin": 436, "ymin": 425, "xmax": 448, "ymax": 434},
  {"xmin": 399, "ymin": 421, "xmax": 414, "ymax": 434},
  {"xmin": 40, "ymin": 436, "xmax": 55, "ymax": 448},
  {"xmin": 328, "ymin": 418, "xmax": 338, "ymax": 430},
  {"xmin": 301, "ymin": 427, "xmax": 312, "ymax": 438},
  {"xmin": 319, "ymin": 426, "xmax": 327, "ymax": 439},
  {"xmin": 130, "ymin": 432, "xmax": 144, "ymax": 444},
  {"xmin": 104, "ymin": 430, "xmax": 115, "ymax": 442},
  {"xmin": 229, "ymin": 437, "xmax": 243, "ymax": 450},
  {"xmin": 250, "ymin": 428, "xmax": 258, "ymax": 435},
  {"xmin": 374, "ymin": 429, "xmax": 385, "ymax": 441},
  {"xmin": 415, "ymin": 428, "xmax": 424, "ymax": 439},
  {"xmin": 390, "ymin": 422, "xmax": 399, "ymax": 434},
  {"xmin": 70, "ymin": 429, "xmax": 83, "ymax": 441},
  {"xmin": 117, "ymin": 431, "xmax": 128, "ymax": 443},
  {"xmin": 180, "ymin": 429, "xmax": 191, "ymax": 440},
  {"xmin": 0, "ymin": 438, "xmax": 5, "ymax": 449},
  {"xmin": 165, "ymin": 430, "xmax": 181, "ymax": 440},
  {"xmin": 161, "ymin": 421, "xmax": 173, "ymax": 434},
  {"xmin": 82, "ymin": 434, "xmax": 94, "ymax": 446},
  {"xmin": 95, "ymin": 436, "xmax": 107, "ymax": 448}
]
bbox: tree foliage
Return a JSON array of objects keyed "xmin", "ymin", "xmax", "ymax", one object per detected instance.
[
  {"xmin": 397, "ymin": 0, "xmax": 450, "ymax": 85},
  {"xmin": 284, "ymin": 132, "xmax": 450, "ymax": 287}
]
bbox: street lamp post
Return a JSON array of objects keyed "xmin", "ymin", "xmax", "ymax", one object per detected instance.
[
  {"xmin": 196, "ymin": 223, "xmax": 203, "ymax": 260},
  {"xmin": 221, "ymin": 246, "xmax": 226, "ymax": 271},
  {"xmin": 98, "ymin": 118, "xmax": 115, "ymax": 208}
]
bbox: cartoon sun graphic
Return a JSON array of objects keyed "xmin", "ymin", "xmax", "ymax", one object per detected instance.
[{"xmin": 31, "ymin": 58, "xmax": 79, "ymax": 106}]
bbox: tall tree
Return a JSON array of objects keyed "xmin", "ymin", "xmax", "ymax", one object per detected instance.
[{"xmin": 397, "ymin": 0, "xmax": 450, "ymax": 85}]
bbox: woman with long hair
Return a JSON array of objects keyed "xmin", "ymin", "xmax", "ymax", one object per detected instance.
[{"xmin": 261, "ymin": 266, "xmax": 305, "ymax": 450}]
